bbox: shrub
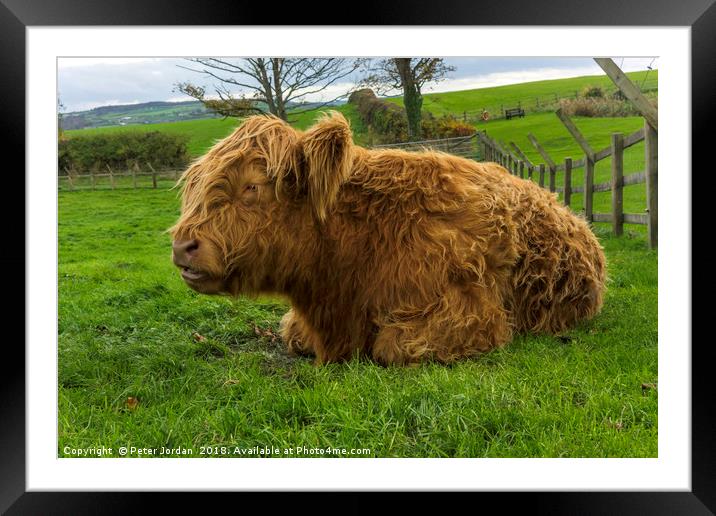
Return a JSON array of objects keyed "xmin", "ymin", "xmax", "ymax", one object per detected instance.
[
  {"xmin": 611, "ymin": 89, "xmax": 627, "ymax": 101},
  {"xmin": 349, "ymin": 89, "xmax": 476, "ymax": 143},
  {"xmin": 581, "ymin": 86, "xmax": 605, "ymax": 98},
  {"xmin": 430, "ymin": 115, "xmax": 475, "ymax": 138},
  {"xmin": 348, "ymin": 89, "xmax": 409, "ymax": 143},
  {"xmin": 559, "ymin": 92, "xmax": 657, "ymax": 118},
  {"xmin": 58, "ymin": 131, "xmax": 190, "ymax": 174}
]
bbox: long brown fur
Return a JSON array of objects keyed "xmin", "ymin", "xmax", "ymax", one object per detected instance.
[{"xmin": 171, "ymin": 111, "xmax": 606, "ymax": 365}]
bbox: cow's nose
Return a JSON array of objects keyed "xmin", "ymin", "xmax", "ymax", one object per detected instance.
[{"xmin": 172, "ymin": 239, "xmax": 199, "ymax": 263}]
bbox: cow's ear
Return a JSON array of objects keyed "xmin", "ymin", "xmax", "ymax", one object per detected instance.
[{"xmin": 298, "ymin": 111, "xmax": 353, "ymax": 221}]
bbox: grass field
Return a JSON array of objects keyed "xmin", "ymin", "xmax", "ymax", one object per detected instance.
[
  {"xmin": 387, "ymin": 70, "xmax": 657, "ymax": 117},
  {"xmin": 59, "ymin": 71, "xmax": 658, "ymax": 457},
  {"xmin": 58, "ymin": 185, "xmax": 657, "ymax": 458}
]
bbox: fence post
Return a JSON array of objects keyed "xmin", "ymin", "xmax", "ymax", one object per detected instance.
[
  {"xmin": 148, "ymin": 162, "xmax": 157, "ymax": 189},
  {"xmin": 528, "ymin": 165, "xmax": 534, "ymax": 180},
  {"xmin": 611, "ymin": 133, "xmax": 624, "ymax": 236},
  {"xmin": 538, "ymin": 164, "xmax": 545, "ymax": 188},
  {"xmin": 564, "ymin": 157, "xmax": 572, "ymax": 207},
  {"xmin": 91, "ymin": 170, "xmax": 96, "ymax": 190},
  {"xmin": 549, "ymin": 166, "xmax": 556, "ymax": 193},
  {"xmin": 518, "ymin": 160, "xmax": 525, "ymax": 179},
  {"xmin": 106, "ymin": 164, "xmax": 115, "ymax": 190},
  {"xmin": 584, "ymin": 156, "xmax": 594, "ymax": 222},
  {"xmin": 645, "ymin": 120, "xmax": 658, "ymax": 248}
]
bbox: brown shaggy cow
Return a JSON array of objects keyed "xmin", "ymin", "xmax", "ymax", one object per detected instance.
[{"xmin": 171, "ymin": 112, "xmax": 606, "ymax": 365}]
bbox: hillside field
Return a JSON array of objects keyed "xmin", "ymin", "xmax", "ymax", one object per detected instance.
[{"xmin": 387, "ymin": 69, "xmax": 657, "ymax": 117}]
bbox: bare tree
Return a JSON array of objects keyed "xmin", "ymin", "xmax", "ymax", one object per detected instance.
[
  {"xmin": 361, "ymin": 58, "xmax": 455, "ymax": 140},
  {"xmin": 175, "ymin": 58, "xmax": 363, "ymax": 122}
]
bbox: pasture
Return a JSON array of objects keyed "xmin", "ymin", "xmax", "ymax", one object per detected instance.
[
  {"xmin": 386, "ymin": 69, "xmax": 658, "ymax": 117},
  {"xmin": 59, "ymin": 70, "xmax": 658, "ymax": 457},
  {"xmin": 58, "ymin": 186, "xmax": 657, "ymax": 458}
]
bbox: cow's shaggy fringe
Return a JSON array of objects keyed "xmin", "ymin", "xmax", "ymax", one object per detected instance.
[{"xmin": 171, "ymin": 112, "xmax": 606, "ymax": 365}]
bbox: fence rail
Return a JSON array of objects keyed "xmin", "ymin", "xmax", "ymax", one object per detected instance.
[
  {"xmin": 477, "ymin": 115, "xmax": 657, "ymax": 248},
  {"xmin": 59, "ymin": 166, "xmax": 182, "ymax": 191}
]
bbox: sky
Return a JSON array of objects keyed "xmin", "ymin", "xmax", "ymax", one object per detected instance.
[{"xmin": 57, "ymin": 57, "xmax": 657, "ymax": 113}]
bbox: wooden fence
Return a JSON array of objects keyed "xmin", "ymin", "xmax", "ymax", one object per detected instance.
[
  {"xmin": 59, "ymin": 164, "xmax": 183, "ymax": 191},
  {"xmin": 477, "ymin": 114, "xmax": 657, "ymax": 248}
]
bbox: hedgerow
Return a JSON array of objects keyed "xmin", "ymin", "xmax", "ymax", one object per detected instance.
[{"xmin": 59, "ymin": 131, "xmax": 190, "ymax": 174}]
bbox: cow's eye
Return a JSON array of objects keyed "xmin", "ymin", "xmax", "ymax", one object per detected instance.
[{"xmin": 245, "ymin": 184, "xmax": 258, "ymax": 192}]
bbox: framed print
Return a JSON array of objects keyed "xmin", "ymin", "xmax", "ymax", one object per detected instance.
[{"xmin": 4, "ymin": 0, "xmax": 712, "ymax": 512}]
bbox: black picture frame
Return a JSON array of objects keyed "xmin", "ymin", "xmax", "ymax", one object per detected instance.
[{"xmin": 3, "ymin": 0, "xmax": 710, "ymax": 513}]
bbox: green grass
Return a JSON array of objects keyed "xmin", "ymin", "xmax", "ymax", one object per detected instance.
[
  {"xmin": 388, "ymin": 70, "xmax": 657, "ymax": 117},
  {"xmin": 58, "ymin": 187, "xmax": 657, "ymax": 458}
]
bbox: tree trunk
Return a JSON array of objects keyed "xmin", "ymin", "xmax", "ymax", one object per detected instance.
[
  {"xmin": 395, "ymin": 58, "xmax": 422, "ymax": 141},
  {"xmin": 271, "ymin": 59, "xmax": 288, "ymax": 121},
  {"xmin": 255, "ymin": 58, "xmax": 280, "ymax": 118}
]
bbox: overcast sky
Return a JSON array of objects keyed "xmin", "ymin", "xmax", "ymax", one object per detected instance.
[{"xmin": 58, "ymin": 57, "xmax": 657, "ymax": 113}]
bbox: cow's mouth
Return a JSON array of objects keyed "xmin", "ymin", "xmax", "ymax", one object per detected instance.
[
  {"xmin": 177, "ymin": 265, "xmax": 225, "ymax": 294},
  {"xmin": 180, "ymin": 266, "xmax": 208, "ymax": 282}
]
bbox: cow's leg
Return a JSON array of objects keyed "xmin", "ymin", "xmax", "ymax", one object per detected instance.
[{"xmin": 371, "ymin": 285, "xmax": 513, "ymax": 365}]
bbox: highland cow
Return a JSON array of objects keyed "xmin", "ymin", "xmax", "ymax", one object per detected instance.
[{"xmin": 171, "ymin": 112, "xmax": 606, "ymax": 365}]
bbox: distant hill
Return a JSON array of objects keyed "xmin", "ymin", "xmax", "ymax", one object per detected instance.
[
  {"xmin": 60, "ymin": 100, "xmax": 221, "ymax": 130},
  {"xmin": 61, "ymin": 98, "xmax": 348, "ymax": 130}
]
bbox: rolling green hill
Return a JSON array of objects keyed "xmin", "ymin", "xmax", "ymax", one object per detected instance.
[
  {"xmin": 388, "ymin": 70, "xmax": 657, "ymax": 118},
  {"xmin": 60, "ymin": 101, "xmax": 222, "ymax": 130}
]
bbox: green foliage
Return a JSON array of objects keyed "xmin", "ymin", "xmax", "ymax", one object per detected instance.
[
  {"xmin": 421, "ymin": 113, "xmax": 476, "ymax": 139},
  {"xmin": 66, "ymin": 118, "xmax": 241, "ymax": 158},
  {"xmin": 349, "ymin": 89, "xmax": 478, "ymax": 143},
  {"xmin": 59, "ymin": 131, "xmax": 190, "ymax": 174},
  {"xmin": 348, "ymin": 88, "xmax": 409, "ymax": 143}
]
